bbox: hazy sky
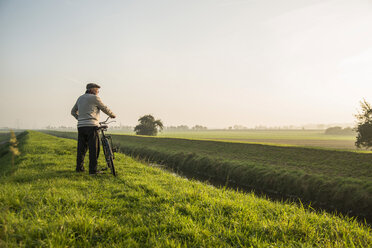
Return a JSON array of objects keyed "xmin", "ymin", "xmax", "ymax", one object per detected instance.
[{"xmin": 1, "ymin": 0, "xmax": 371, "ymax": 129}]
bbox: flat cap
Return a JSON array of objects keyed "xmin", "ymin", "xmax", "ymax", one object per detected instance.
[{"xmin": 86, "ymin": 83, "xmax": 101, "ymax": 89}]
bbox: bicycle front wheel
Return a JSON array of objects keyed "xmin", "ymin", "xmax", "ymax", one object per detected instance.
[
  {"xmin": 102, "ymin": 138, "xmax": 117, "ymax": 176},
  {"xmin": 108, "ymin": 155, "xmax": 116, "ymax": 176}
]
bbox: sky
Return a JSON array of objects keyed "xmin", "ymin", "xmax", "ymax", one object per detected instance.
[{"xmin": 0, "ymin": 0, "xmax": 371, "ymax": 129}]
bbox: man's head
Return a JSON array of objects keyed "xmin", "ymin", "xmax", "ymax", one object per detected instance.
[{"xmin": 86, "ymin": 83, "xmax": 100, "ymax": 95}]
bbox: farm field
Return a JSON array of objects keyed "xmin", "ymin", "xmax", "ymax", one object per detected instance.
[
  {"xmin": 45, "ymin": 131, "xmax": 372, "ymax": 221},
  {"xmin": 1, "ymin": 131, "xmax": 371, "ymax": 247},
  {"xmin": 45, "ymin": 129, "xmax": 359, "ymax": 150},
  {"xmin": 0, "ymin": 132, "xmax": 10, "ymax": 143},
  {"xmin": 158, "ymin": 130, "xmax": 357, "ymax": 150}
]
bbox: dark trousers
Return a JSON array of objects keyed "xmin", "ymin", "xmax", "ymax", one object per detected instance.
[{"xmin": 76, "ymin": 126, "xmax": 100, "ymax": 174}]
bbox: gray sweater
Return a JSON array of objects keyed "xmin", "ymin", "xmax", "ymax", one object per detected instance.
[{"xmin": 71, "ymin": 93, "xmax": 115, "ymax": 127}]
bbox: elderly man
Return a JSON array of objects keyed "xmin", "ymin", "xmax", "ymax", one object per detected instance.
[{"xmin": 71, "ymin": 83, "xmax": 116, "ymax": 175}]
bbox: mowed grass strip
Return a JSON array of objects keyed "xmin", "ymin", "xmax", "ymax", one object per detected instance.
[{"xmin": 0, "ymin": 131, "xmax": 371, "ymax": 247}]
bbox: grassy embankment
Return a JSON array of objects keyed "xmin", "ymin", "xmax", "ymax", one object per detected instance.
[
  {"xmin": 0, "ymin": 131, "xmax": 371, "ymax": 247},
  {"xmin": 45, "ymin": 131, "xmax": 372, "ymax": 222}
]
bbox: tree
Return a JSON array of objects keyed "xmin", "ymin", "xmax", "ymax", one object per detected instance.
[
  {"xmin": 134, "ymin": 114, "xmax": 164, "ymax": 136},
  {"xmin": 192, "ymin": 125, "xmax": 207, "ymax": 131},
  {"xmin": 355, "ymin": 99, "xmax": 372, "ymax": 149}
]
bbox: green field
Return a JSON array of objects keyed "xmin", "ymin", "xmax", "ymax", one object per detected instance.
[
  {"xmin": 157, "ymin": 130, "xmax": 358, "ymax": 150},
  {"xmin": 1, "ymin": 131, "xmax": 371, "ymax": 247},
  {"xmin": 45, "ymin": 131, "xmax": 372, "ymax": 222},
  {"xmin": 47, "ymin": 129, "xmax": 360, "ymax": 150},
  {"xmin": 0, "ymin": 132, "xmax": 10, "ymax": 143}
]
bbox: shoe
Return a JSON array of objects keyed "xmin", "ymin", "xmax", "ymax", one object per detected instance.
[{"xmin": 76, "ymin": 169, "xmax": 85, "ymax": 173}]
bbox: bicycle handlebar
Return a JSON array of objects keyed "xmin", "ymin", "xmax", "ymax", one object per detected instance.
[{"xmin": 99, "ymin": 117, "xmax": 116, "ymax": 125}]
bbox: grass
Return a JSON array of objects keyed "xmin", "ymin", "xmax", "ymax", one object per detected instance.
[
  {"xmin": 46, "ymin": 129, "xmax": 360, "ymax": 150},
  {"xmin": 158, "ymin": 130, "xmax": 358, "ymax": 150},
  {"xmin": 0, "ymin": 132, "xmax": 10, "ymax": 143},
  {"xmin": 160, "ymin": 130, "xmax": 356, "ymax": 140},
  {"xmin": 0, "ymin": 131, "xmax": 371, "ymax": 247},
  {"xmin": 45, "ymin": 131, "xmax": 372, "ymax": 221}
]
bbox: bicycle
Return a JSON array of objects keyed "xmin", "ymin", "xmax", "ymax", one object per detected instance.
[{"xmin": 98, "ymin": 117, "xmax": 117, "ymax": 176}]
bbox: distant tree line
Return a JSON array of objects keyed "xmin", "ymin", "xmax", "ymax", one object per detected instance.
[
  {"xmin": 109, "ymin": 125, "xmax": 133, "ymax": 132},
  {"xmin": 324, "ymin": 127, "xmax": 355, "ymax": 135},
  {"xmin": 0, "ymin": 128, "xmax": 13, "ymax": 131},
  {"xmin": 45, "ymin": 125, "xmax": 133, "ymax": 132},
  {"xmin": 164, "ymin": 125, "xmax": 208, "ymax": 131},
  {"xmin": 231, "ymin": 125, "xmax": 248, "ymax": 130},
  {"xmin": 192, "ymin": 125, "xmax": 208, "ymax": 131},
  {"xmin": 165, "ymin": 125, "xmax": 190, "ymax": 131},
  {"xmin": 46, "ymin": 125, "xmax": 75, "ymax": 130},
  {"xmin": 325, "ymin": 98, "xmax": 372, "ymax": 150}
]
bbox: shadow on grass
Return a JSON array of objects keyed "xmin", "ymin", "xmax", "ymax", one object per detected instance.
[
  {"xmin": 8, "ymin": 169, "xmax": 74, "ymax": 183},
  {"xmin": 9, "ymin": 168, "xmax": 120, "ymax": 184}
]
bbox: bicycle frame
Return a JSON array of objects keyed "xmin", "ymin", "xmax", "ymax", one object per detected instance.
[{"xmin": 99, "ymin": 127, "xmax": 116, "ymax": 159}]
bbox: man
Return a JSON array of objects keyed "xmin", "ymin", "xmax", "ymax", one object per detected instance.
[{"xmin": 71, "ymin": 83, "xmax": 116, "ymax": 175}]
